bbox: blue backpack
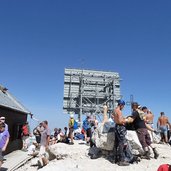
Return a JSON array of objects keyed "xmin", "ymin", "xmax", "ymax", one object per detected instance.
[
  {"xmin": 83, "ymin": 119, "xmax": 89, "ymax": 131},
  {"xmin": 73, "ymin": 120, "xmax": 78, "ymax": 130}
]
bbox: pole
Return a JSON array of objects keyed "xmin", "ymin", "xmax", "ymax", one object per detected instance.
[
  {"xmin": 130, "ymin": 94, "xmax": 134, "ymax": 112},
  {"xmin": 79, "ymin": 71, "xmax": 83, "ymax": 126},
  {"xmin": 112, "ymin": 77, "xmax": 115, "ymax": 118}
]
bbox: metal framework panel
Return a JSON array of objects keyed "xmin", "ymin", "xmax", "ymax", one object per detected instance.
[{"xmin": 63, "ymin": 68, "xmax": 121, "ymax": 119}]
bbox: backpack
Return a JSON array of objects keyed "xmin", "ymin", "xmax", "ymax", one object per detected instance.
[
  {"xmin": 157, "ymin": 164, "xmax": 171, "ymax": 171},
  {"xmin": 33, "ymin": 126, "xmax": 41, "ymax": 136},
  {"xmin": 83, "ymin": 119, "xmax": 89, "ymax": 131},
  {"xmin": 73, "ymin": 120, "xmax": 78, "ymax": 130}
]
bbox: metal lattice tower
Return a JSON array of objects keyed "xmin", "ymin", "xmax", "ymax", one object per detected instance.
[{"xmin": 63, "ymin": 68, "xmax": 121, "ymax": 122}]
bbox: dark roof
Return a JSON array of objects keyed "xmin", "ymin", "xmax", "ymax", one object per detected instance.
[{"xmin": 0, "ymin": 85, "xmax": 30, "ymax": 114}]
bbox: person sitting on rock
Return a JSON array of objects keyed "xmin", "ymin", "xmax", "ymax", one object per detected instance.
[{"xmin": 27, "ymin": 141, "xmax": 39, "ymax": 157}]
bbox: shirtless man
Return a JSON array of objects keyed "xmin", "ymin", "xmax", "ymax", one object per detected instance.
[
  {"xmin": 112, "ymin": 100, "xmax": 135, "ymax": 166},
  {"xmin": 146, "ymin": 110, "xmax": 154, "ymax": 126},
  {"xmin": 146, "ymin": 109, "xmax": 154, "ymax": 142},
  {"xmin": 157, "ymin": 112, "xmax": 170, "ymax": 143}
]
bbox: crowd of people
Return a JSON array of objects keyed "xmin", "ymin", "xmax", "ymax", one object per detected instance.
[
  {"xmin": 17, "ymin": 103, "xmax": 171, "ymax": 168},
  {"xmin": 0, "ymin": 101, "xmax": 171, "ymax": 169},
  {"xmin": 65, "ymin": 100, "xmax": 171, "ymax": 167}
]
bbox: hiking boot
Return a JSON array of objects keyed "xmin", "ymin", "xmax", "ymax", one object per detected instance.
[
  {"xmin": 21, "ymin": 149, "xmax": 28, "ymax": 152},
  {"xmin": 129, "ymin": 156, "xmax": 141, "ymax": 164},
  {"xmin": 118, "ymin": 161, "xmax": 130, "ymax": 166},
  {"xmin": 141, "ymin": 151, "xmax": 151, "ymax": 160},
  {"xmin": 153, "ymin": 148, "xmax": 159, "ymax": 159},
  {"xmin": 37, "ymin": 160, "xmax": 43, "ymax": 170},
  {"xmin": 90, "ymin": 154, "xmax": 99, "ymax": 159},
  {"xmin": 69, "ymin": 142, "xmax": 74, "ymax": 145}
]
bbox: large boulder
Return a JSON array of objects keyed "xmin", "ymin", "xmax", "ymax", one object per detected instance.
[
  {"xmin": 126, "ymin": 130, "xmax": 144, "ymax": 155},
  {"xmin": 48, "ymin": 142, "xmax": 89, "ymax": 160},
  {"xmin": 92, "ymin": 123, "xmax": 143, "ymax": 155},
  {"xmin": 92, "ymin": 123, "xmax": 115, "ymax": 151}
]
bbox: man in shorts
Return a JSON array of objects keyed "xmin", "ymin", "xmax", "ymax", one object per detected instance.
[
  {"xmin": 157, "ymin": 112, "xmax": 170, "ymax": 143},
  {"xmin": 39, "ymin": 120, "xmax": 50, "ymax": 167}
]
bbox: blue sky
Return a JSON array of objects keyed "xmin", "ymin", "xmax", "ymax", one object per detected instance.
[{"xmin": 0, "ymin": 0, "xmax": 171, "ymax": 131}]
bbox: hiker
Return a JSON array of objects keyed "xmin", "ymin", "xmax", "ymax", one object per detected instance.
[
  {"xmin": 64, "ymin": 127, "xmax": 68, "ymax": 136},
  {"xmin": 39, "ymin": 120, "xmax": 50, "ymax": 167},
  {"xmin": 21, "ymin": 122, "xmax": 30, "ymax": 151},
  {"xmin": 157, "ymin": 112, "xmax": 171, "ymax": 143},
  {"xmin": 68, "ymin": 114, "xmax": 75, "ymax": 145},
  {"xmin": 0, "ymin": 117, "xmax": 8, "ymax": 131},
  {"xmin": 167, "ymin": 124, "xmax": 171, "ymax": 144},
  {"xmin": 27, "ymin": 141, "xmax": 39, "ymax": 157},
  {"xmin": 51, "ymin": 128, "xmax": 59, "ymax": 144},
  {"xmin": 57, "ymin": 128, "xmax": 65, "ymax": 142},
  {"xmin": 146, "ymin": 109, "xmax": 154, "ymax": 128},
  {"xmin": 130, "ymin": 102, "xmax": 159, "ymax": 159},
  {"xmin": 82, "ymin": 115, "xmax": 92, "ymax": 144},
  {"xmin": 112, "ymin": 100, "xmax": 136, "ymax": 166},
  {"xmin": 145, "ymin": 108, "xmax": 155, "ymax": 142},
  {"xmin": 93, "ymin": 115, "xmax": 98, "ymax": 129},
  {"xmin": 0, "ymin": 122, "xmax": 10, "ymax": 168},
  {"xmin": 62, "ymin": 127, "xmax": 69, "ymax": 144},
  {"xmin": 33, "ymin": 122, "xmax": 44, "ymax": 144}
]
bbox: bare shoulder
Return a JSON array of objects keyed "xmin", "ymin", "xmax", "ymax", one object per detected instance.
[
  {"xmin": 114, "ymin": 107, "xmax": 121, "ymax": 115},
  {"xmin": 158, "ymin": 116, "xmax": 161, "ymax": 120},
  {"xmin": 165, "ymin": 116, "xmax": 169, "ymax": 120}
]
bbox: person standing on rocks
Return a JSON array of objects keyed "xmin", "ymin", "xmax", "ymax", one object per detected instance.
[
  {"xmin": 113, "ymin": 100, "xmax": 135, "ymax": 166},
  {"xmin": 33, "ymin": 122, "xmax": 44, "ymax": 144},
  {"xmin": 21, "ymin": 122, "xmax": 30, "ymax": 151},
  {"xmin": 0, "ymin": 117, "xmax": 8, "ymax": 131},
  {"xmin": 144, "ymin": 108, "xmax": 155, "ymax": 142},
  {"xmin": 157, "ymin": 112, "xmax": 171, "ymax": 143},
  {"xmin": 68, "ymin": 114, "xmax": 75, "ymax": 145},
  {"xmin": 39, "ymin": 120, "xmax": 50, "ymax": 167},
  {"xmin": 130, "ymin": 102, "xmax": 159, "ymax": 160},
  {"xmin": 0, "ymin": 122, "xmax": 10, "ymax": 168}
]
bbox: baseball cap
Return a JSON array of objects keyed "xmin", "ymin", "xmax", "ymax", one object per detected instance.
[
  {"xmin": 131, "ymin": 102, "xmax": 139, "ymax": 106},
  {"xmin": 117, "ymin": 100, "xmax": 125, "ymax": 106},
  {"xmin": 142, "ymin": 106, "xmax": 147, "ymax": 110},
  {"xmin": 70, "ymin": 114, "xmax": 74, "ymax": 118}
]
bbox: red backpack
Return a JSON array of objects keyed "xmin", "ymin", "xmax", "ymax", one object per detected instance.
[{"xmin": 157, "ymin": 164, "xmax": 171, "ymax": 171}]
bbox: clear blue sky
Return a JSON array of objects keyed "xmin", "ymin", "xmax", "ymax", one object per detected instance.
[{"xmin": 0, "ymin": 0, "xmax": 171, "ymax": 131}]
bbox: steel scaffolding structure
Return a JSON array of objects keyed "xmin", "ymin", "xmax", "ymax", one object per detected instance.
[{"xmin": 63, "ymin": 68, "xmax": 121, "ymax": 121}]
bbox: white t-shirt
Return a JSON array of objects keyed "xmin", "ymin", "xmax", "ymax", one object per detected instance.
[{"xmin": 27, "ymin": 144, "xmax": 36, "ymax": 155}]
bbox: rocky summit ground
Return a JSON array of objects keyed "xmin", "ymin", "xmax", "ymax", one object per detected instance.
[{"xmin": 18, "ymin": 140, "xmax": 171, "ymax": 171}]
